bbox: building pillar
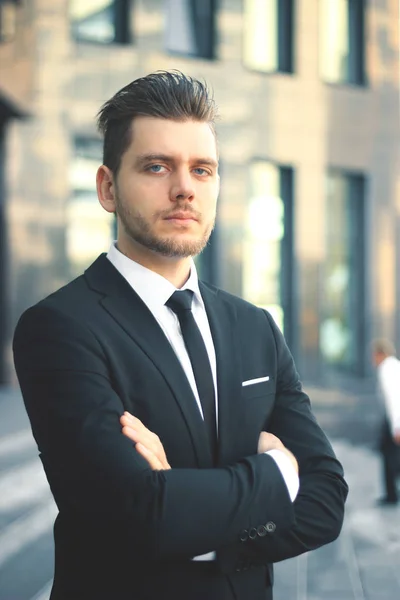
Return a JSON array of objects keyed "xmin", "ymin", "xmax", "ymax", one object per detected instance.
[{"xmin": 0, "ymin": 121, "xmax": 8, "ymax": 383}]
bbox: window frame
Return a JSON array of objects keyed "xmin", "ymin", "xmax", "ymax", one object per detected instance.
[
  {"xmin": 245, "ymin": 158, "xmax": 297, "ymax": 350},
  {"xmin": 319, "ymin": 0, "xmax": 366, "ymax": 86},
  {"xmin": 70, "ymin": 0, "xmax": 132, "ymax": 46},
  {"xmin": 242, "ymin": 0, "xmax": 295, "ymax": 75},
  {"xmin": 0, "ymin": 0, "xmax": 20, "ymax": 44},
  {"xmin": 320, "ymin": 168, "xmax": 367, "ymax": 375},
  {"xmin": 164, "ymin": 0, "xmax": 218, "ymax": 61}
]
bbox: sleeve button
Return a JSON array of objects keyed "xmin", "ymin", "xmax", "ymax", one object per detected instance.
[
  {"xmin": 257, "ymin": 524, "xmax": 268, "ymax": 537},
  {"xmin": 248, "ymin": 527, "xmax": 258, "ymax": 540},
  {"xmin": 265, "ymin": 521, "xmax": 276, "ymax": 533},
  {"xmin": 239, "ymin": 529, "xmax": 249, "ymax": 542}
]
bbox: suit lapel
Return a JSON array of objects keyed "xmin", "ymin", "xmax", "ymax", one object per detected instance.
[
  {"xmin": 85, "ymin": 255, "xmax": 213, "ymax": 468},
  {"xmin": 199, "ymin": 283, "xmax": 242, "ymax": 465}
]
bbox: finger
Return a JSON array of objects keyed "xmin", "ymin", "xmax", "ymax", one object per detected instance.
[
  {"xmin": 123, "ymin": 412, "xmax": 144, "ymax": 425},
  {"xmin": 122, "ymin": 426, "xmax": 163, "ymax": 463},
  {"xmin": 123, "ymin": 411, "xmax": 135, "ymax": 419},
  {"xmin": 120, "ymin": 416, "xmax": 148, "ymax": 439},
  {"xmin": 122, "ymin": 414, "xmax": 152, "ymax": 436},
  {"xmin": 121, "ymin": 425, "xmax": 140, "ymax": 443},
  {"xmin": 121, "ymin": 413, "xmax": 144, "ymax": 428},
  {"xmin": 120, "ymin": 415, "xmax": 139, "ymax": 430},
  {"xmin": 121, "ymin": 418, "xmax": 170, "ymax": 466},
  {"xmin": 121, "ymin": 415, "xmax": 164, "ymax": 455},
  {"xmin": 135, "ymin": 443, "xmax": 165, "ymax": 470},
  {"xmin": 122, "ymin": 426, "xmax": 154, "ymax": 450}
]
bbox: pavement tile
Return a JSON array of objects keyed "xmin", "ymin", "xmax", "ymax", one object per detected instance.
[
  {"xmin": 274, "ymin": 438, "xmax": 400, "ymax": 599},
  {"xmin": 2, "ymin": 386, "xmax": 400, "ymax": 599}
]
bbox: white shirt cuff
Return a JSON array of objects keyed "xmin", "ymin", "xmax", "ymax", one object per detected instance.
[{"xmin": 266, "ymin": 449, "xmax": 300, "ymax": 502}]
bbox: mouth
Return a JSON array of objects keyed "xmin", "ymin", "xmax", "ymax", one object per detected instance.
[{"xmin": 164, "ymin": 212, "xmax": 198, "ymax": 222}]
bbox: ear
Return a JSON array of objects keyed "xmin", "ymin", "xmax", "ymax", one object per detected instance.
[{"xmin": 97, "ymin": 165, "xmax": 117, "ymax": 213}]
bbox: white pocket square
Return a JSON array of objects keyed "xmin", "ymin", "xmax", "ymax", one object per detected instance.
[{"xmin": 242, "ymin": 376, "xmax": 270, "ymax": 387}]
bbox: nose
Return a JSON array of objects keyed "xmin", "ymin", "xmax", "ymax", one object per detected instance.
[{"xmin": 169, "ymin": 169, "xmax": 195, "ymax": 203}]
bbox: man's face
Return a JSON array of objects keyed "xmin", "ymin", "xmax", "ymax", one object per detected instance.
[
  {"xmin": 372, "ymin": 351, "xmax": 385, "ymax": 367},
  {"xmin": 111, "ymin": 117, "xmax": 219, "ymax": 259}
]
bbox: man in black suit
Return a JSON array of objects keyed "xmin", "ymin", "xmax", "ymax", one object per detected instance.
[{"xmin": 13, "ymin": 71, "xmax": 348, "ymax": 600}]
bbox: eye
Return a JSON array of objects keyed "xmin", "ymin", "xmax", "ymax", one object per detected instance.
[
  {"xmin": 193, "ymin": 168, "xmax": 209, "ymax": 176},
  {"xmin": 148, "ymin": 164, "xmax": 166, "ymax": 173}
]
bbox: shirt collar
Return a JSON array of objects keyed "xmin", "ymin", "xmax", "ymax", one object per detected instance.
[{"xmin": 106, "ymin": 242, "xmax": 203, "ymax": 313}]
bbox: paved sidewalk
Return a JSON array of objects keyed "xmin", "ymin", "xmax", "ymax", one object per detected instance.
[
  {"xmin": 2, "ymin": 386, "xmax": 400, "ymax": 599},
  {"xmin": 274, "ymin": 439, "xmax": 400, "ymax": 600}
]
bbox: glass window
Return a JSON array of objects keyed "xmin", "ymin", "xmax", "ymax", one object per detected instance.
[
  {"xmin": 0, "ymin": 1, "xmax": 18, "ymax": 43},
  {"xmin": 320, "ymin": 0, "xmax": 365, "ymax": 84},
  {"xmin": 195, "ymin": 227, "xmax": 219, "ymax": 285},
  {"xmin": 67, "ymin": 137, "xmax": 114, "ymax": 278},
  {"xmin": 165, "ymin": 0, "xmax": 217, "ymax": 60},
  {"xmin": 320, "ymin": 171, "xmax": 365, "ymax": 372},
  {"xmin": 243, "ymin": 161, "xmax": 295, "ymax": 340},
  {"xmin": 243, "ymin": 0, "xmax": 294, "ymax": 73},
  {"xmin": 69, "ymin": 0, "xmax": 131, "ymax": 45}
]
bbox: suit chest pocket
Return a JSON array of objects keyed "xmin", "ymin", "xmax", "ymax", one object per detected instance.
[{"xmin": 241, "ymin": 377, "xmax": 275, "ymax": 401}]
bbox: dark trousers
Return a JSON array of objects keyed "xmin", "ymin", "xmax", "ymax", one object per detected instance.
[
  {"xmin": 379, "ymin": 418, "xmax": 400, "ymax": 501},
  {"xmin": 152, "ymin": 561, "xmax": 273, "ymax": 600},
  {"xmin": 50, "ymin": 560, "xmax": 273, "ymax": 600}
]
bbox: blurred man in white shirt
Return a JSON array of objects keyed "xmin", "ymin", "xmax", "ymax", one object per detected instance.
[{"xmin": 372, "ymin": 339, "xmax": 400, "ymax": 505}]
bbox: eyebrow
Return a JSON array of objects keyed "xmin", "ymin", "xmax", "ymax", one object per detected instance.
[{"xmin": 135, "ymin": 153, "xmax": 219, "ymax": 169}]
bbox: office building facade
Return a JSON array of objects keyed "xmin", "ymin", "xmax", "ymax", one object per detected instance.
[{"xmin": 0, "ymin": 0, "xmax": 399, "ymax": 397}]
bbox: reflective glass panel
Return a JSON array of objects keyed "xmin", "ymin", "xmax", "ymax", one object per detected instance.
[
  {"xmin": 243, "ymin": 0, "xmax": 278, "ymax": 72},
  {"xmin": 320, "ymin": 0, "xmax": 350, "ymax": 82},
  {"xmin": 69, "ymin": 0, "xmax": 115, "ymax": 44},
  {"xmin": 67, "ymin": 138, "xmax": 114, "ymax": 278},
  {"xmin": 320, "ymin": 171, "xmax": 364, "ymax": 371},
  {"xmin": 243, "ymin": 162, "xmax": 285, "ymax": 331}
]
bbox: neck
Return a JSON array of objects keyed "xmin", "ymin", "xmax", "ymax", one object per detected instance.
[
  {"xmin": 117, "ymin": 240, "xmax": 192, "ymax": 288},
  {"xmin": 376, "ymin": 354, "xmax": 388, "ymax": 367}
]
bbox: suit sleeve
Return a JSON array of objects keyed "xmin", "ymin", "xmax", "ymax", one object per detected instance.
[
  {"xmin": 13, "ymin": 304, "xmax": 295, "ymax": 562},
  {"xmin": 241, "ymin": 311, "xmax": 348, "ymax": 564}
]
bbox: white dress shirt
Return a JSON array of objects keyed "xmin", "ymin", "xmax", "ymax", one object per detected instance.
[
  {"xmin": 377, "ymin": 356, "xmax": 400, "ymax": 435},
  {"xmin": 107, "ymin": 243, "xmax": 299, "ymax": 559}
]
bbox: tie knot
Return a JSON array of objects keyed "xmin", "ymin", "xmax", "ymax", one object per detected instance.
[{"xmin": 166, "ymin": 290, "xmax": 194, "ymax": 314}]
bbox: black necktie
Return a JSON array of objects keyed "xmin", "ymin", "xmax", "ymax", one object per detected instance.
[{"xmin": 166, "ymin": 290, "xmax": 217, "ymax": 462}]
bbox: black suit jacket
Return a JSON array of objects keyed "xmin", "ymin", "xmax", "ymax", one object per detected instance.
[{"xmin": 13, "ymin": 254, "xmax": 348, "ymax": 600}]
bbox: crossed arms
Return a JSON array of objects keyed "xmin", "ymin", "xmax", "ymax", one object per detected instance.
[
  {"xmin": 13, "ymin": 303, "xmax": 348, "ymax": 566},
  {"xmin": 120, "ymin": 411, "xmax": 299, "ymax": 473}
]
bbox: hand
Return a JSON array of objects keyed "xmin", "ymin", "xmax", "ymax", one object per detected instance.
[
  {"xmin": 258, "ymin": 431, "xmax": 299, "ymax": 474},
  {"xmin": 120, "ymin": 412, "xmax": 171, "ymax": 471},
  {"xmin": 394, "ymin": 431, "xmax": 400, "ymax": 445}
]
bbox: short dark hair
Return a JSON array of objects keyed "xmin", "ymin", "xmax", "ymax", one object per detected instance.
[{"xmin": 97, "ymin": 70, "xmax": 218, "ymax": 174}]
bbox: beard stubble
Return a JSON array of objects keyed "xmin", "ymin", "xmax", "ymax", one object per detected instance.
[{"xmin": 115, "ymin": 195, "xmax": 215, "ymax": 258}]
